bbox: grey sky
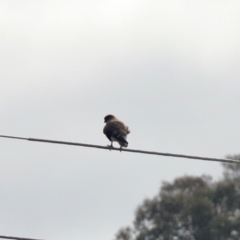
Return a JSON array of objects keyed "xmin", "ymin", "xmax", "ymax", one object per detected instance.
[{"xmin": 1, "ymin": 1, "xmax": 240, "ymax": 239}]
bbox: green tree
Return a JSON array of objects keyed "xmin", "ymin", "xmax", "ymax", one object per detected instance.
[{"xmin": 114, "ymin": 155, "xmax": 240, "ymax": 240}]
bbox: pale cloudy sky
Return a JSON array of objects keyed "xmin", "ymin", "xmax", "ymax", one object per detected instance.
[{"xmin": 1, "ymin": 1, "xmax": 240, "ymax": 240}]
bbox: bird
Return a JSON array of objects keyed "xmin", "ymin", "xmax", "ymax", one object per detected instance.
[{"xmin": 103, "ymin": 114, "xmax": 130, "ymax": 150}]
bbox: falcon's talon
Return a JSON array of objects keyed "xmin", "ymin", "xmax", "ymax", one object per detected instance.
[{"xmin": 107, "ymin": 144, "xmax": 114, "ymax": 151}]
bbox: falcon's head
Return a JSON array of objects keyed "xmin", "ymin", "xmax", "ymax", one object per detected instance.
[{"xmin": 104, "ymin": 114, "xmax": 116, "ymax": 123}]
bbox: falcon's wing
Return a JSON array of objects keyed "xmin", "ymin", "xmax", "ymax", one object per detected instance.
[{"xmin": 103, "ymin": 121, "xmax": 129, "ymax": 146}]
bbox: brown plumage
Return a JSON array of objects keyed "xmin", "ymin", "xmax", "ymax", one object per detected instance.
[{"xmin": 103, "ymin": 115, "xmax": 130, "ymax": 149}]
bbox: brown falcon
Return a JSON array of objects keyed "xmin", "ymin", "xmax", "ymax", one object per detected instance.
[{"xmin": 103, "ymin": 114, "xmax": 130, "ymax": 150}]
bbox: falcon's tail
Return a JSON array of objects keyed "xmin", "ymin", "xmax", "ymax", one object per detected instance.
[{"xmin": 115, "ymin": 135, "xmax": 128, "ymax": 147}]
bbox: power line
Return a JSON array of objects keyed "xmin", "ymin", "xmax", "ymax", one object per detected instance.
[
  {"xmin": 0, "ymin": 134, "xmax": 239, "ymax": 164},
  {"xmin": 0, "ymin": 235, "xmax": 43, "ymax": 240}
]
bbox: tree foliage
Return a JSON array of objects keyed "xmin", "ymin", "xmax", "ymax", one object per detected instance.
[{"xmin": 114, "ymin": 155, "xmax": 240, "ymax": 240}]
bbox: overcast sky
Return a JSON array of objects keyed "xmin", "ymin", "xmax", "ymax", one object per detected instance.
[{"xmin": 1, "ymin": 1, "xmax": 240, "ymax": 240}]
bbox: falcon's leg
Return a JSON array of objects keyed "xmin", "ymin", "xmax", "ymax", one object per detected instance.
[
  {"xmin": 107, "ymin": 141, "xmax": 114, "ymax": 150},
  {"xmin": 120, "ymin": 146, "xmax": 122, "ymax": 152}
]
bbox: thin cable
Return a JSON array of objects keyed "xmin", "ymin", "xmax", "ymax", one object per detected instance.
[
  {"xmin": 0, "ymin": 235, "xmax": 43, "ymax": 240},
  {"xmin": 0, "ymin": 134, "xmax": 239, "ymax": 164}
]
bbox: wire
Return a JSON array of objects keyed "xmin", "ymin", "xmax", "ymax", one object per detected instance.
[
  {"xmin": 0, "ymin": 134, "xmax": 239, "ymax": 164},
  {"xmin": 0, "ymin": 235, "xmax": 43, "ymax": 240}
]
